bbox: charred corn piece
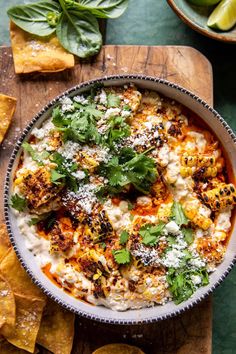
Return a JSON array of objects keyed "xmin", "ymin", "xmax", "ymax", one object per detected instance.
[
  {"xmin": 151, "ymin": 176, "xmax": 167, "ymax": 199},
  {"xmin": 86, "ymin": 210, "xmax": 114, "ymax": 242},
  {"xmin": 202, "ymin": 183, "xmax": 236, "ymax": 211},
  {"xmin": 20, "ymin": 168, "xmax": 62, "ymax": 210},
  {"xmin": 78, "ymin": 152, "xmax": 99, "ymax": 171},
  {"xmin": 157, "ymin": 203, "xmax": 172, "ymax": 222},
  {"xmin": 14, "ymin": 176, "xmax": 24, "ymax": 185},
  {"xmin": 183, "ymin": 208, "xmax": 212, "ymax": 230},
  {"xmin": 181, "ymin": 154, "xmax": 215, "ymax": 168},
  {"xmin": 123, "ymin": 86, "xmax": 142, "ymax": 112}
]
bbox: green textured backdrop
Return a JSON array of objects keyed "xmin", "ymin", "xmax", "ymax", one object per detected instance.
[{"xmin": 1, "ymin": 1, "xmax": 236, "ymax": 353}]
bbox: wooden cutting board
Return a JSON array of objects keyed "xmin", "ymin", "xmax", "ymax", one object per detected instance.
[{"xmin": 0, "ymin": 45, "xmax": 212, "ymax": 354}]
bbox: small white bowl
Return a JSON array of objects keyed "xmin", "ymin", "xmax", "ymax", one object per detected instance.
[{"xmin": 4, "ymin": 75, "xmax": 236, "ymax": 324}]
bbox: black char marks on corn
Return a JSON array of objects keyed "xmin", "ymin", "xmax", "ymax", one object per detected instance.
[
  {"xmin": 23, "ymin": 168, "xmax": 61, "ymax": 209},
  {"xmin": 50, "ymin": 221, "xmax": 74, "ymax": 253}
]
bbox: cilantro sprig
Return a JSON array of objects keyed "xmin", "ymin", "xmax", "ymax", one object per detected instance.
[
  {"xmin": 52, "ymin": 103, "xmax": 102, "ymax": 145},
  {"xmin": 50, "ymin": 152, "xmax": 78, "ymax": 191},
  {"xmin": 11, "ymin": 194, "xmax": 27, "ymax": 212},
  {"xmin": 171, "ymin": 201, "xmax": 189, "ymax": 226},
  {"xmin": 104, "ymin": 115, "xmax": 131, "ymax": 147},
  {"xmin": 22, "ymin": 142, "xmax": 50, "ymax": 166},
  {"xmin": 98, "ymin": 147, "xmax": 158, "ymax": 195},
  {"xmin": 112, "ymin": 249, "xmax": 131, "ymax": 265},
  {"xmin": 119, "ymin": 231, "xmax": 129, "ymax": 245},
  {"xmin": 28, "ymin": 211, "xmax": 56, "ymax": 230},
  {"xmin": 107, "ymin": 93, "xmax": 121, "ymax": 108},
  {"xmin": 139, "ymin": 222, "xmax": 165, "ymax": 246},
  {"xmin": 167, "ymin": 267, "xmax": 209, "ymax": 304}
]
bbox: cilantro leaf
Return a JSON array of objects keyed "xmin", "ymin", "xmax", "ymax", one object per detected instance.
[
  {"xmin": 171, "ymin": 202, "xmax": 188, "ymax": 226},
  {"xmin": 50, "ymin": 152, "xmax": 78, "ymax": 191},
  {"xmin": 22, "ymin": 142, "xmax": 50, "ymax": 166},
  {"xmin": 107, "ymin": 93, "xmax": 121, "ymax": 108},
  {"xmin": 112, "ymin": 249, "xmax": 131, "ymax": 265},
  {"xmin": 104, "ymin": 115, "xmax": 131, "ymax": 147},
  {"xmin": 120, "ymin": 231, "xmax": 129, "ymax": 245},
  {"xmin": 52, "ymin": 103, "xmax": 102, "ymax": 145},
  {"xmin": 28, "ymin": 211, "xmax": 56, "ymax": 229},
  {"xmin": 98, "ymin": 148, "xmax": 158, "ymax": 195},
  {"xmin": 11, "ymin": 194, "xmax": 27, "ymax": 212},
  {"xmin": 139, "ymin": 222, "xmax": 165, "ymax": 246},
  {"xmin": 50, "ymin": 169, "xmax": 66, "ymax": 185},
  {"xmin": 182, "ymin": 228, "xmax": 194, "ymax": 245},
  {"xmin": 166, "ymin": 267, "xmax": 209, "ymax": 304}
]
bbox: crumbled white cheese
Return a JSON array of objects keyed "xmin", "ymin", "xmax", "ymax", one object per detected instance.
[
  {"xmin": 60, "ymin": 97, "xmax": 74, "ymax": 112},
  {"xmin": 73, "ymin": 95, "xmax": 89, "ymax": 105},
  {"xmin": 162, "ymin": 249, "xmax": 185, "ymax": 268},
  {"xmin": 105, "ymin": 108, "xmax": 121, "ymax": 120},
  {"xmin": 191, "ymin": 275, "xmax": 202, "ymax": 286},
  {"xmin": 215, "ymin": 208, "xmax": 232, "ymax": 232},
  {"xmin": 72, "ymin": 170, "xmax": 86, "ymax": 180},
  {"xmin": 187, "ymin": 131, "xmax": 206, "ymax": 153},
  {"xmin": 165, "ymin": 221, "xmax": 180, "ymax": 235}
]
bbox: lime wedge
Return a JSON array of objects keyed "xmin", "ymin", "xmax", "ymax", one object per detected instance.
[
  {"xmin": 207, "ymin": 0, "xmax": 236, "ymax": 30},
  {"xmin": 188, "ymin": 0, "xmax": 220, "ymax": 5}
]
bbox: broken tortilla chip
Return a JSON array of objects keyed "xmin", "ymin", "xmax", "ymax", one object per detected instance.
[
  {"xmin": 10, "ymin": 21, "xmax": 75, "ymax": 74},
  {"xmin": 0, "ymin": 94, "xmax": 16, "ymax": 143},
  {"xmin": 0, "ymin": 336, "xmax": 39, "ymax": 354},
  {"xmin": 0, "ymin": 274, "xmax": 15, "ymax": 337},
  {"xmin": 0, "ymin": 248, "xmax": 45, "ymax": 300},
  {"xmin": 92, "ymin": 344, "xmax": 145, "ymax": 354},
  {"xmin": 37, "ymin": 298, "xmax": 75, "ymax": 354},
  {"xmin": 0, "ymin": 224, "xmax": 11, "ymax": 262},
  {"xmin": 3, "ymin": 294, "xmax": 45, "ymax": 353}
]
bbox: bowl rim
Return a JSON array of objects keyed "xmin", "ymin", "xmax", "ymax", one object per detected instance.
[
  {"xmin": 4, "ymin": 74, "xmax": 236, "ymax": 325},
  {"xmin": 167, "ymin": 0, "xmax": 236, "ymax": 43}
]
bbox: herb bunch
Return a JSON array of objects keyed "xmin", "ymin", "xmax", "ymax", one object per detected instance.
[{"xmin": 7, "ymin": 0, "xmax": 129, "ymax": 58}]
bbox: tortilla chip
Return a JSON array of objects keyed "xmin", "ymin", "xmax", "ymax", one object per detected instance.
[
  {"xmin": 92, "ymin": 344, "xmax": 145, "ymax": 354},
  {"xmin": 0, "ymin": 274, "xmax": 15, "ymax": 337},
  {"xmin": 0, "ymin": 94, "xmax": 17, "ymax": 143},
  {"xmin": 10, "ymin": 21, "xmax": 75, "ymax": 74},
  {"xmin": 0, "ymin": 224, "xmax": 11, "ymax": 262},
  {"xmin": 0, "ymin": 248, "xmax": 45, "ymax": 300},
  {"xmin": 37, "ymin": 299, "xmax": 75, "ymax": 354},
  {"xmin": 4, "ymin": 294, "xmax": 45, "ymax": 353},
  {"xmin": 0, "ymin": 336, "xmax": 39, "ymax": 354}
]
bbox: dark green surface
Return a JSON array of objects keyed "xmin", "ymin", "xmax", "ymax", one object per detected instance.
[{"xmin": 1, "ymin": 1, "xmax": 236, "ymax": 353}]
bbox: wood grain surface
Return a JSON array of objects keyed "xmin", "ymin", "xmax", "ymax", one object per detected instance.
[{"xmin": 0, "ymin": 45, "xmax": 213, "ymax": 354}]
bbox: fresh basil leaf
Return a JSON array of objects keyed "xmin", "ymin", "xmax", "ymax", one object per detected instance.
[
  {"xmin": 182, "ymin": 228, "xmax": 194, "ymax": 245},
  {"xmin": 76, "ymin": 0, "xmax": 129, "ymax": 19},
  {"xmin": 171, "ymin": 201, "xmax": 188, "ymax": 226},
  {"xmin": 7, "ymin": 1, "xmax": 60, "ymax": 36},
  {"xmin": 119, "ymin": 231, "xmax": 129, "ymax": 245},
  {"xmin": 112, "ymin": 249, "xmax": 131, "ymax": 265},
  {"xmin": 56, "ymin": 9, "xmax": 102, "ymax": 58},
  {"xmin": 11, "ymin": 194, "xmax": 27, "ymax": 212}
]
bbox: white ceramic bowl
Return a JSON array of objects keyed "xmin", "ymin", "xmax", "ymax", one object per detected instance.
[{"xmin": 4, "ymin": 75, "xmax": 236, "ymax": 324}]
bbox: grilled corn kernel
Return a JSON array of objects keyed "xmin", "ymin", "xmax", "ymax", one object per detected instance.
[
  {"xmin": 181, "ymin": 154, "xmax": 215, "ymax": 168},
  {"xmin": 202, "ymin": 183, "xmax": 236, "ymax": 211},
  {"xmin": 183, "ymin": 208, "xmax": 212, "ymax": 230},
  {"xmin": 14, "ymin": 176, "xmax": 24, "ymax": 185}
]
